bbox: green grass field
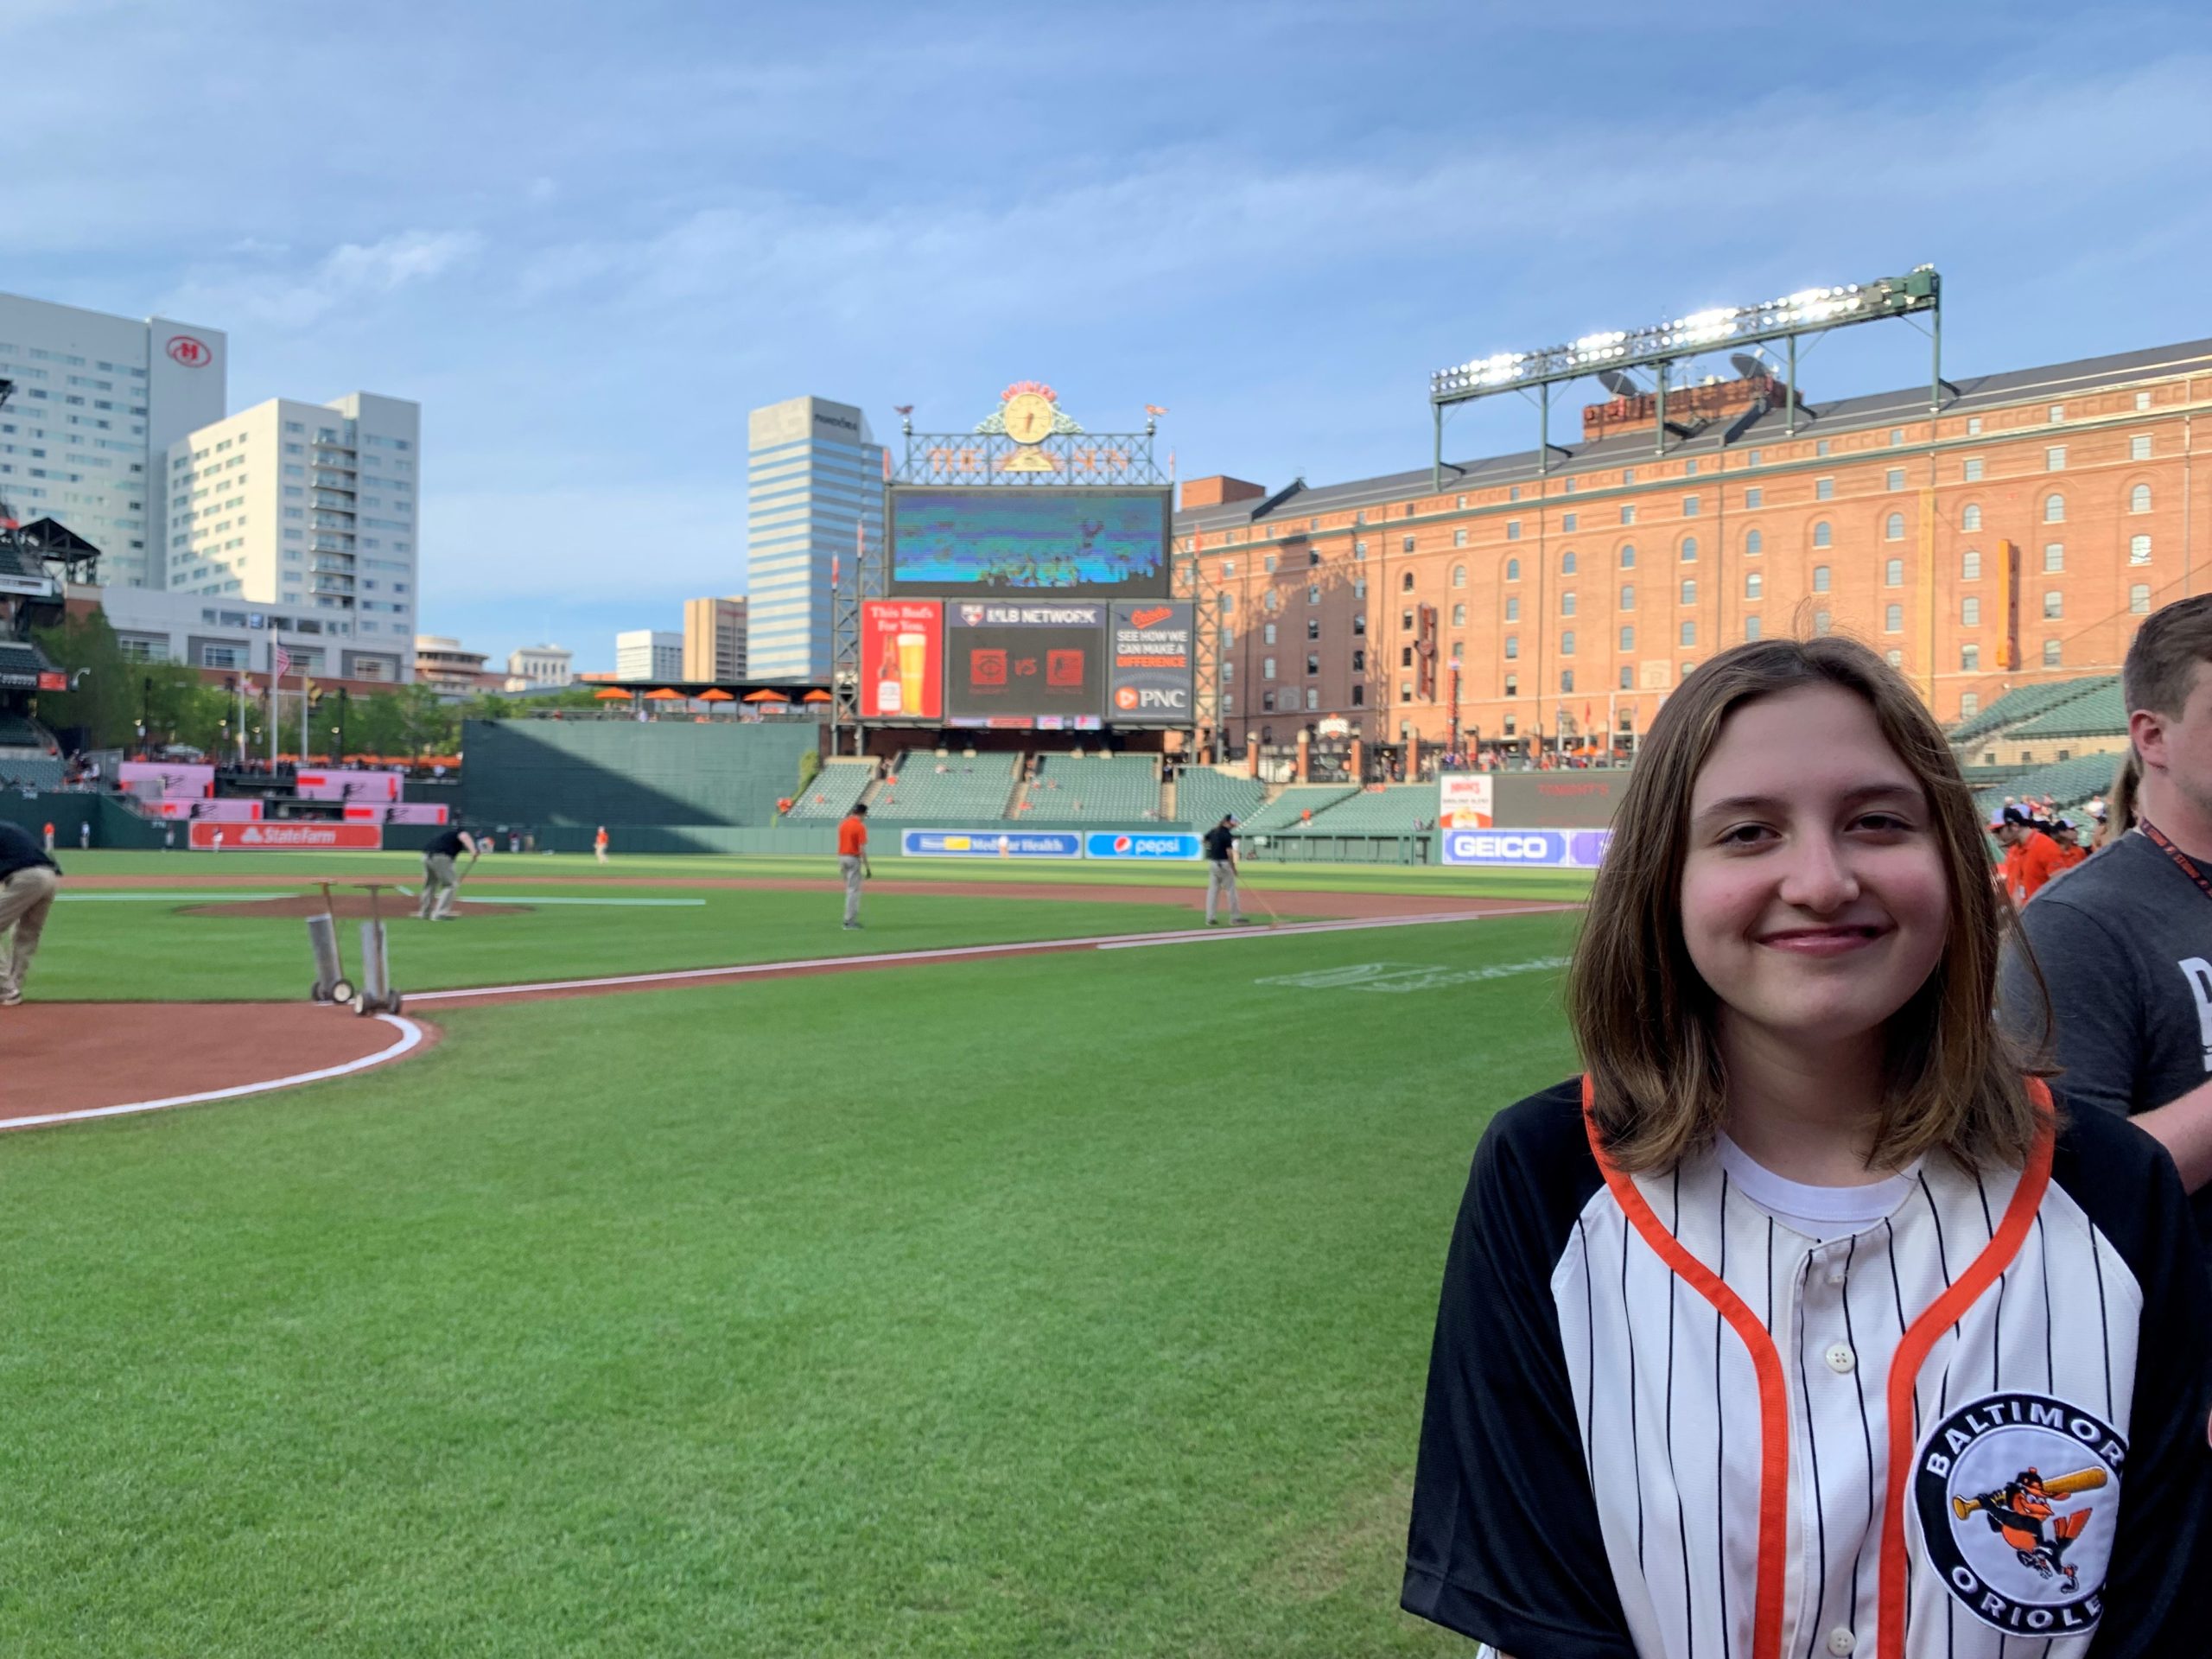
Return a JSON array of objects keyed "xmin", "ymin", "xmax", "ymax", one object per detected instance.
[{"xmin": 4, "ymin": 857, "xmax": 1587, "ymax": 1656}]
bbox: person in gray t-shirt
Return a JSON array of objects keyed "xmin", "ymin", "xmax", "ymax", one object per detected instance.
[{"xmin": 2000, "ymin": 594, "xmax": 2212, "ymax": 1269}]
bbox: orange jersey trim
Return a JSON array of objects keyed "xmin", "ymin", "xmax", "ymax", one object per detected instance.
[
  {"xmin": 1583, "ymin": 1077, "xmax": 1792, "ymax": 1659},
  {"xmin": 1875, "ymin": 1084, "xmax": 2054, "ymax": 1659}
]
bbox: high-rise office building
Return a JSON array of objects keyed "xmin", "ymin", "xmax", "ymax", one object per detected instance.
[
  {"xmin": 745, "ymin": 395, "xmax": 883, "ymax": 680},
  {"xmin": 683, "ymin": 595, "xmax": 747, "ymax": 681},
  {"xmin": 0, "ymin": 290, "xmax": 228, "ymax": 590},
  {"xmin": 506, "ymin": 644, "xmax": 573, "ymax": 690},
  {"xmin": 163, "ymin": 392, "xmax": 420, "ymax": 682},
  {"xmin": 615, "ymin": 629, "xmax": 683, "ymax": 681}
]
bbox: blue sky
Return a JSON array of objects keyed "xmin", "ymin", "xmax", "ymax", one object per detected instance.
[{"xmin": 10, "ymin": 0, "xmax": 2210, "ymax": 671}]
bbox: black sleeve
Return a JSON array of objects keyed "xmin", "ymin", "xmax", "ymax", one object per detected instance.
[
  {"xmin": 1402, "ymin": 1082, "xmax": 1635, "ymax": 1658},
  {"xmin": 2000, "ymin": 899, "xmax": 2147, "ymax": 1121},
  {"xmin": 2052, "ymin": 1109, "xmax": 2212, "ymax": 1658}
]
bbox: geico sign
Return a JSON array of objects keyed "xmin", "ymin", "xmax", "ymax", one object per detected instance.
[
  {"xmin": 1113, "ymin": 685, "xmax": 1189, "ymax": 710},
  {"xmin": 1450, "ymin": 832, "xmax": 1561, "ymax": 861}
]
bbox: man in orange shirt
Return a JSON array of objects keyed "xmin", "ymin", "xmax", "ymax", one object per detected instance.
[
  {"xmin": 2052, "ymin": 816, "xmax": 2089, "ymax": 870},
  {"xmin": 1993, "ymin": 804, "xmax": 2065, "ymax": 906},
  {"xmin": 838, "ymin": 804, "xmax": 873, "ymax": 930}
]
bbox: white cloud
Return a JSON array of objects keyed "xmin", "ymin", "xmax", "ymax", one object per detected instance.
[{"xmin": 160, "ymin": 229, "xmax": 485, "ymax": 333}]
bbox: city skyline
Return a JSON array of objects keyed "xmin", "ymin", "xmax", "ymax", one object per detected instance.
[{"xmin": 11, "ymin": 1, "xmax": 2211, "ymax": 671}]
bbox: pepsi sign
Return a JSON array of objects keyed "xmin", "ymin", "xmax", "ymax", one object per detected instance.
[{"xmin": 1084, "ymin": 831, "xmax": 1200, "ymax": 861}]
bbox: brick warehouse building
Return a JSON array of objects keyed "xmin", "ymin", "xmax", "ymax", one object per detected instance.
[{"xmin": 1173, "ymin": 337, "xmax": 2212, "ymax": 759}]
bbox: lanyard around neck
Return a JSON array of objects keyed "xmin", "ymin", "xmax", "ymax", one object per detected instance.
[{"xmin": 2135, "ymin": 816, "xmax": 2212, "ymax": 905}]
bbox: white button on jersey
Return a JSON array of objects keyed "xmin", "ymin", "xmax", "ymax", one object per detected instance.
[
  {"xmin": 1825, "ymin": 1262, "xmax": 1848, "ymax": 1286},
  {"xmin": 1823, "ymin": 1341, "xmax": 1855, "ymax": 1374},
  {"xmin": 1826, "ymin": 1628, "xmax": 1855, "ymax": 1656}
]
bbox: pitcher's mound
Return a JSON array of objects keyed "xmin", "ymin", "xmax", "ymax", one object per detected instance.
[{"xmin": 181, "ymin": 895, "xmax": 534, "ymax": 919}]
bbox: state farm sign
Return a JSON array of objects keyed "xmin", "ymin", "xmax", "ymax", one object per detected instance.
[{"xmin": 189, "ymin": 821, "xmax": 383, "ymax": 850}]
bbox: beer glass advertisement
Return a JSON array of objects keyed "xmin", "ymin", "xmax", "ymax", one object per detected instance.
[
  {"xmin": 1107, "ymin": 601, "xmax": 1195, "ymax": 724},
  {"xmin": 861, "ymin": 601, "xmax": 944, "ymax": 720},
  {"xmin": 945, "ymin": 600, "xmax": 1104, "ymax": 721},
  {"xmin": 889, "ymin": 489, "xmax": 1171, "ymax": 599}
]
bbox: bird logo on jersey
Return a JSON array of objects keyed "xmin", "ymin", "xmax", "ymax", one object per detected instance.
[{"xmin": 1915, "ymin": 1392, "xmax": 2125, "ymax": 1637}]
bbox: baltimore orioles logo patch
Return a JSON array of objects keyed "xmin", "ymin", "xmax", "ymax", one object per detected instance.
[{"xmin": 1915, "ymin": 1391, "xmax": 2125, "ymax": 1636}]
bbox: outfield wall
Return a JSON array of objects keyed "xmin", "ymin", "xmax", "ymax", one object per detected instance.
[{"xmin": 460, "ymin": 721, "xmax": 817, "ymax": 828}]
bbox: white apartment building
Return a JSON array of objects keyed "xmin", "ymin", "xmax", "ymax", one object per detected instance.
[
  {"xmin": 746, "ymin": 395, "xmax": 883, "ymax": 680},
  {"xmin": 506, "ymin": 644, "xmax": 573, "ymax": 690},
  {"xmin": 615, "ymin": 629, "xmax": 683, "ymax": 682},
  {"xmin": 97, "ymin": 583, "xmax": 407, "ymax": 683},
  {"xmin": 165, "ymin": 392, "xmax": 420, "ymax": 658},
  {"xmin": 0, "ymin": 290, "xmax": 228, "ymax": 590}
]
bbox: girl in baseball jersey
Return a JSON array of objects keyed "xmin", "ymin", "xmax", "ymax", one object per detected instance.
[{"xmin": 1404, "ymin": 638, "xmax": 2212, "ymax": 1659}]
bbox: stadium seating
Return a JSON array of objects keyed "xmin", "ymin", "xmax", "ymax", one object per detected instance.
[
  {"xmin": 2005, "ymin": 682, "xmax": 2128, "ymax": 741},
  {"xmin": 0, "ymin": 711, "xmax": 51, "ymax": 748},
  {"xmin": 0, "ymin": 753, "xmax": 64, "ymax": 790},
  {"xmin": 868, "ymin": 749, "xmax": 1023, "ymax": 821},
  {"xmin": 1948, "ymin": 677, "xmax": 2110, "ymax": 747},
  {"xmin": 1014, "ymin": 753, "xmax": 1162, "ymax": 821},
  {"xmin": 1971, "ymin": 752, "xmax": 2129, "ymax": 823},
  {"xmin": 1173, "ymin": 767, "xmax": 1267, "ymax": 826},
  {"xmin": 784, "ymin": 760, "xmax": 878, "ymax": 821},
  {"xmin": 1300, "ymin": 784, "xmax": 1441, "ymax": 834},
  {"xmin": 1234, "ymin": 784, "xmax": 1358, "ymax": 836}
]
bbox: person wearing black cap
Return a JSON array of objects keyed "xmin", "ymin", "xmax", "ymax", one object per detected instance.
[
  {"xmin": 1202, "ymin": 813, "xmax": 1246, "ymax": 925},
  {"xmin": 1993, "ymin": 802, "xmax": 2063, "ymax": 907},
  {"xmin": 0, "ymin": 817, "xmax": 61, "ymax": 1006}
]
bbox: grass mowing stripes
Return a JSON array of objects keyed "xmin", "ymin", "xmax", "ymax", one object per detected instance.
[{"xmin": 0, "ymin": 911, "xmax": 1582, "ymax": 1656}]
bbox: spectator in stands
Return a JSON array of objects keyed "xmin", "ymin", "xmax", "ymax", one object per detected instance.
[
  {"xmin": 1991, "ymin": 804, "xmax": 2063, "ymax": 907},
  {"xmin": 2051, "ymin": 817, "xmax": 2088, "ymax": 870},
  {"xmin": 2094, "ymin": 751, "xmax": 2141, "ymax": 850},
  {"xmin": 1203, "ymin": 814, "xmax": 1247, "ymax": 926},
  {"xmin": 2000, "ymin": 592, "xmax": 2212, "ymax": 1269},
  {"xmin": 0, "ymin": 817, "xmax": 61, "ymax": 1007},
  {"xmin": 838, "ymin": 804, "xmax": 872, "ymax": 931}
]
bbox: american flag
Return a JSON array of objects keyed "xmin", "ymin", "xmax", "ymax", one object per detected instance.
[{"xmin": 272, "ymin": 645, "xmax": 292, "ymax": 680}]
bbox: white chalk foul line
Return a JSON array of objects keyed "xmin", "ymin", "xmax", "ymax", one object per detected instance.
[
  {"xmin": 4, "ymin": 1014, "xmax": 425, "ymax": 1133},
  {"xmin": 406, "ymin": 906, "xmax": 1581, "ymax": 1003}
]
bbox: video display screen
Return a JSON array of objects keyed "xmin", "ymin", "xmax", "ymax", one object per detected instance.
[
  {"xmin": 889, "ymin": 488, "xmax": 1170, "ymax": 598},
  {"xmin": 944, "ymin": 601, "xmax": 1105, "ymax": 721}
]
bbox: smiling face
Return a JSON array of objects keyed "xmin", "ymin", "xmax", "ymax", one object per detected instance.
[{"xmin": 1680, "ymin": 683, "xmax": 1950, "ymax": 1057}]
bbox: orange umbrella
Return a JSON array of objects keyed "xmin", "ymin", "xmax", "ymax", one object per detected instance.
[
  {"xmin": 802, "ymin": 689, "xmax": 833, "ymax": 703},
  {"xmin": 593, "ymin": 686, "xmax": 631, "ymax": 702},
  {"xmin": 644, "ymin": 687, "xmax": 684, "ymax": 701},
  {"xmin": 698, "ymin": 688, "xmax": 735, "ymax": 702},
  {"xmin": 742, "ymin": 689, "xmax": 784, "ymax": 703}
]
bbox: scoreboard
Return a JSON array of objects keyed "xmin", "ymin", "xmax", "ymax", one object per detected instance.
[{"xmin": 867, "ymin": 486, "xmax": 1191, "ymax": 728}]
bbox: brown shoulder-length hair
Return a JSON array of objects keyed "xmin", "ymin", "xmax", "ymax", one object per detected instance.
[{"xmin": 1567, "ymin": 635, "xmax": 2046, "ymax": 1174}]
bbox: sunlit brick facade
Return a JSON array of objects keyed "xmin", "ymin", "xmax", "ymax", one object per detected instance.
[{"xmin": 1175, "ymin": 339, "xmax": 2212, "ymax": 755}]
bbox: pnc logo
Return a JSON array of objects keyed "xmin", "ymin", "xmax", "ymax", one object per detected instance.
[
  {"xmin": 1114, "ymin": 686, "xmax": 1141, "ymax": 710},
  {"xmin": 166, "ymin": 334, "xmax": 213, "ymax": 367},
  {"xmin": 1128, "ymin": 605, "xmax": 1174, "ymax": 629}
]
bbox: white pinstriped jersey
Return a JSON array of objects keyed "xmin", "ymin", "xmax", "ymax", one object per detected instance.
[{"xmin": 1404, "ymin": 1078, "xmax": 2212, "ymax": 1659}]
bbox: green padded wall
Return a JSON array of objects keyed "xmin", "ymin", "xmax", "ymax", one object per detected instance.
[{"xmin": 459, "ymin": 720, "xmax": 818, "ymax": 827}]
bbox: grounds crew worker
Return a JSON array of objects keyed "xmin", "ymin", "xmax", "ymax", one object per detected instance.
[
  {"xmin": 838, "ymin": 804, "xmax": 871, "ymax": 930},
  {"xmin": 0, "ymin": 817, "xmax": 61, "ymax": 1006},
  {"xmin": 416, "ymin": 822, "xmax": 480, "ymax": 921},
  {"xmin": 1203, "ymin": 813, "xmax": 1247, "ymax": 925}
]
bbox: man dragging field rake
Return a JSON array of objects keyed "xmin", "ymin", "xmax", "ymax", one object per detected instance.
[
  {"xmin": 1202, "ymin": 813, "xmax": 1254, "ymax": 926},
  {"xmin": 0, "ymin": 817, "xmax": 61, "ymax": 1006},
  {"xmin": 416, "ymin": 822, "xmax": 481, "ymax": 921}
]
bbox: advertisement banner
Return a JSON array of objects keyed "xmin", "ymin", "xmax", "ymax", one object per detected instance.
[
  {"xmin": 860, "ymin": 600, "xmax": 944, "ymax": 720},
  {"xmin": 945, "ymin": 601, "xmax": 1103, "ymax": 721},
  {"xmin": 1440, "ymin": 827, "xmax": 1611, "ymax": 868},
  {"xmin": 296, "ymin": 768, "xmax": 404, "ymax": 803},
  {"xmin": 1084, "ymin": 831, "xmax": 1201, "ymax": 861},
  {"xmin": 122, "ymin": 761, "xmax": 217, "ymax": 800},
  {"xmin": 899, "ymin": 829, "xmax": 1083, "ymax": 860},
  {"xmin": 189, "ymin": 821, "xmax": 384, "ymax": 850},
  {"xmin": 1107, "ymin": 601, "xmax": 1194, "ymax": 724},
  {"xmin": 1437, "ymin": 772, "xmax": 1494, "ymax": 830}
]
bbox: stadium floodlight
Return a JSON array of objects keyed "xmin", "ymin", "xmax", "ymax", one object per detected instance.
[
  {"xmin": 1430, "ymin": 268, "xmax": 1939, "ymax": 404},
  {"xmin": 1426, "ymin": 266, "xmax": 1945, "ymax": 486}
]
